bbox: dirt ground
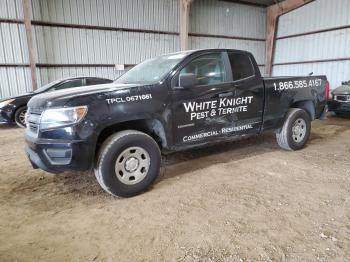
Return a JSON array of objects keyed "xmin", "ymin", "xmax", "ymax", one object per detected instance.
[{"xmin": 0, "ymin": 116, "xmax": 349, "ymax": 262}]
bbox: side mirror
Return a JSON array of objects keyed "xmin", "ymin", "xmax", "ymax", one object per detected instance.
[{"xmin": 179, "ymin": 73, "xmax": 198, "ymax": 89}]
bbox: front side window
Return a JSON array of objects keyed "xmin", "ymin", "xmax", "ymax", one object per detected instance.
[
  {"xmin": 87, "ymin": 78, "xmax": 112, "ymax": 85},
  {"xmin": 228, "ymin": 52, "xmax": 255, "ymax": 81},
  {"xmin": 177, "ymin": 53, "xmax": 226, "ymax": 87}
]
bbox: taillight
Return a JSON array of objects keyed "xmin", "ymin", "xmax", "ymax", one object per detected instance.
[{"xmin": 325, "ymin": 81, "xmax": 330, "ymax": 100}]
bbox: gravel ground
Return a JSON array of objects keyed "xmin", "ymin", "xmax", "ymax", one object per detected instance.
[{"xmin": 0, "ymin": 115, "xmax": 349, "ymax": 262}]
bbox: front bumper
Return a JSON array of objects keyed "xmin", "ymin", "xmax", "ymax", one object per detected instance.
[
  {"xmin": 328, "ymin": 100, "xmax": 350, "ymax": 113},
  {"xmin": 25, "ymin": 134, "xmax": 95, "ymax": 174},
  {"xmin": 0, "ymin": 109, "xmax": 14, "ymax": 124}
]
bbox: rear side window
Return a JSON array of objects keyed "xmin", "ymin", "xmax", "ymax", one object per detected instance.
[{"xmin": 228, "ymin": 52, "xmax": 255, "ymax": 81}]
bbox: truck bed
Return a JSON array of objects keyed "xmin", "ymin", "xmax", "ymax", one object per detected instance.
[{"xmin": 262, "ymin": 75, "xmax": 328, "ymax": 131}]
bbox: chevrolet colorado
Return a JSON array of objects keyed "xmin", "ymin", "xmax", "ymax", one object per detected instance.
[{"xmin": 25, "ymin": 49, "xmax": 328, "ymax": 197}]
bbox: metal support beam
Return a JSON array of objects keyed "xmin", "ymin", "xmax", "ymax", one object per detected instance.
[
  {"xmin": 179, "ymin": 0, "xmax": 193, "ymax": 51},
  {"xmin": 22, "ymin": 0, "xmax": 37, "ymax": 90},
  {"xmin": 265, "ymin": 0, "xmax": 314, "ymax": 76}
]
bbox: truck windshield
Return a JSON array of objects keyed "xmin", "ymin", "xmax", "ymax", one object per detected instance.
[{"xmin": 115, "ymin": 53, "xmax": 188, "ymax": 84}]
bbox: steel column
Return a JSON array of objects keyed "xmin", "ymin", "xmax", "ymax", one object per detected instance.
[
  {"xmin": 179, "ymin": 0, "xmax": 193, "ymax": 51},
  {"xmin": 265, "ymin": 0, "xmax": 314, "ymax": 76},
  {"xmin": 22, "ymin": 0, "xmax": 38, "ymax": 90}
]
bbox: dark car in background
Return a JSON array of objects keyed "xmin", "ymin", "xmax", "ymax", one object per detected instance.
[
  {"xmin": 0, "ymin": 77, "xmax": 113, "ymax": 127},
  {"xmin": 328, "ymin": 80, "xmax": 350, "ymax": 115}
]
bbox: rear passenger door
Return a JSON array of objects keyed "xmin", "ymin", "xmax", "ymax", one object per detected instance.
[{"xmin": 225, "ymin": 51, "xmax": 264, "ymax": 134}]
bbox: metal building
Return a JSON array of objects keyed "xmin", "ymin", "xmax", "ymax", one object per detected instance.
[
  {"xmin": 0, "ymin": 0, "xmax": 349, "ymax": 99},
  {"xmin": 272, "ymin": 0, "xmax": 350, "ymax": 89},
  {"xmin": 0, "ymin": 0, "xmax": 269, "ymax": 99}
]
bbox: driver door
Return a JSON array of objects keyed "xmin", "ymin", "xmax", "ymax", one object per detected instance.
[{"xmin": 170, "ymin": 51, "xmax": 236, "ymax": 146}]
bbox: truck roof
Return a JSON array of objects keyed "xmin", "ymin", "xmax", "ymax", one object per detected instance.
[{"xmin": 160, "ymin": 48, "xmax": 251, "ymax": 57}]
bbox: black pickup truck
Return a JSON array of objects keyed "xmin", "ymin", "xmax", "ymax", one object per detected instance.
[{"xmin": 25, "ymin": 49, "xmax": 328, "ymax": 197}]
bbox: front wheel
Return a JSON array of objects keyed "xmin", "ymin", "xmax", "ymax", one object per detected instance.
[
  {"xmin": 94, "ymin": 130, "xmax": 161, "ymax": 197},
  {"xmin": 14, "ymin": 106, "xmax": 27, "ymax": 128},
  {"xmin": 276, "ymin": 108, "xmax": 311, "ymax": 151}
]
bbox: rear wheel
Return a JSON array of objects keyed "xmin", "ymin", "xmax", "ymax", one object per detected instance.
[
  {"xmin": 276, "ymin": 108, "xmax": 311, "ymax": 151},
  {"xmin": 94, "ymin": 130, "xmax": 161, "ymax": 197},
  {"xmin": 14, "ymin": 106, "xmax": 27, "ymax": 128}
]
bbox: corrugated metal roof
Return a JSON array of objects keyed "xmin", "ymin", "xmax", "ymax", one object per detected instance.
[
  {"xmin": 274, "ymin": 29, "xmax": 350, "ymax": 63},
  {"xmin": 277, "ymin": 0, "xmax": 350, "ymax": 37},
  {"xmin": 0, "ymin": 0, "xmax": 271, "ymax": 99},
  {"xmin": 0, "ymin": 0, "xmax": 23, "ymax": 19},
  {"xmin": 190, "ymin": 0, "xmax": 266, "ymax": 39},
  {"xmin": 272, "ymin": 61, "xmax": 350, "ymax": 90},
  {"xmin": 32, "ymin": 0, "xmax": 179, "ymax": 32},
  {"xmin": 220, "ymin": 0, "xmax": 277, "ymax": 7},
  {"xmin": 35, "ymin": 26, "xmax": 179, "ymax": 65},
  {"xmin": 189, "ymin": 0, "xmax": 266, "ymax": 72},
  {"xmin": 0, "ymin": 23, "xmax": 28, "ymax": 64},
  {"xmin": 273, "ymin": 0, "xmax": 350, "ymax": 89}
]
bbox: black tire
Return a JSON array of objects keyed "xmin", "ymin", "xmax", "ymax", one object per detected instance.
[
  {"xmin": 94, "ymin": 130, "xmax": 161, "ymax": 197},
  {"xmin": 276, "ymin": 108, "xmax": 311, "ymax": 151},
  {"xmin": 14, "ymin": 106, "xmax": 27, "ymax": 128}
]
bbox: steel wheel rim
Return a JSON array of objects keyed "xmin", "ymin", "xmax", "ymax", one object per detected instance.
[
  {"xmin": 19, "ymin": 110, "xmax": 27, "ymax": 125},
  {"xmin": 292, "ymin": 118, "xmax": 306, "ymax": 143},
  {"xmin": 115, "ymin": 146, "xmax": 150, "ymax": 185}
]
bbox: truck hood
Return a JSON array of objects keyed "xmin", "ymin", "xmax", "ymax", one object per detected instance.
[
  {"xmin": 332, "ymin": 85, "xmax": 350, "ymax": 95},
  {"xmin": 27, "ymin": 83, "xmax": 140, "ymax": 109}
]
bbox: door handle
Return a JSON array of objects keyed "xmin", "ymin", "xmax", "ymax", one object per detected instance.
[
  {"xmin": 218, "ymin": 91, "xmax": 233, "ymax": 98},
  {"xmin": 233, "ymin": 83, "xmax": 244, "ymax": 88}
]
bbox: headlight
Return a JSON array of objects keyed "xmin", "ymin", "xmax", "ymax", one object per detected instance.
[
  {"xmin": 40, "ymin": 106, "xmax": 88, "ymax": 130},
  {"xmin": 0, "ymin": 99, "xmax": 15, "ymax": 108}
]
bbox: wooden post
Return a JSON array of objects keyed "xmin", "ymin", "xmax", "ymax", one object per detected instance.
[
  {"xmin": 179, "ymin": 0, "xmax": 193, "ymax": 51},
  {"xmin": 265, "ymin": 0, "xmax": 314, "ymax": 76},
  {"xmin": 22, "ymin": 0, "xmax": 37, "ymax": 90}
]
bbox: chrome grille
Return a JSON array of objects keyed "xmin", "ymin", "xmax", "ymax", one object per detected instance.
[
  {"xmin": 334, "ymin": 95, "xmax": 350, "ymax": 102},
  {"xmin": 26, "ymin": 108, "xmax": 42, "ymax": 136}
]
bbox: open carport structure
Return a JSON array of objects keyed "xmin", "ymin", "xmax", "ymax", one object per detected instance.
[
  {"xmin": 1, "ymin": 0, "xmax": 349, "ymax": 98},
  {"xmin": 0, "ymin": 0, "xmax": 349, "ymax": 261}
]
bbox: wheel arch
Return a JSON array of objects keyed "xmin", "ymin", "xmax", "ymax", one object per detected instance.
[
  {"xmin": 12, "ymin": 104, "xmax": 27, "ymax": 121},
  {"xmin": 95, "ymin": 118, "xmax": 169, "ymax": 154},
  {"xmin": 291, "ymin": 100, "xmax": 315, "ymax": 120}
]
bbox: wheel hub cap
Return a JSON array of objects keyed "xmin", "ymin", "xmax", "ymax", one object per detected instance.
[
  {"xmin": 19, "ymin": 110, "xmax": 27, "ymax": 125},
  {"xmin": 125, "ymin": 157, "xmax": 139, "ymax": 172},
  {"xmin": 115, "ymin": 146, "xmax": 150, "ymax": 185},
  {"xmin": 292, "ymin": 118, "xmax": 306, "ymax": 143}
]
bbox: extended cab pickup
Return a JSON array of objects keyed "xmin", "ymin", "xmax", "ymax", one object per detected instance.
[{"xmin": 25, "ymin": 49, "xmax": 328, "ymax": 197}]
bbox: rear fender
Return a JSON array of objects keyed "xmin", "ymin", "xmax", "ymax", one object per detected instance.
[{"xmin": 291, "ymin": 100, "xmax": 316, "ymax": 120}]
